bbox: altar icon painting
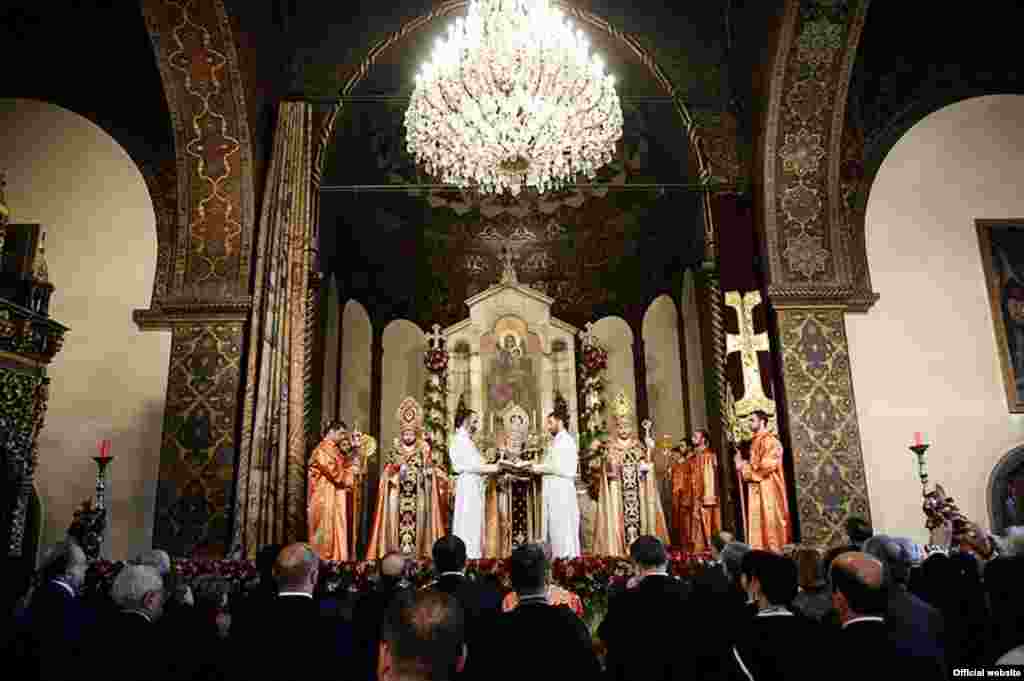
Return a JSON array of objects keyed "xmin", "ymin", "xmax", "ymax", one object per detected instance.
[
  {"xmin": 484, "ymin": 317, "xmax": 541, "ymax": 439},
  {"xmin": 978, "ymin": 220, "xmax": 1024, "ymax": 412}
]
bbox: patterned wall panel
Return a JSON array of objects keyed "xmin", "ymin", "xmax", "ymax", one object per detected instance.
[
  {"xmin": 153, "ymin": 322, "xmax": 243, "ymax": 557},
  {"xmin": 141, "ymin": 0, "xmax": 255, "ymax": 298},
  {"xmin": 776, "ymin": 308, "xmax": 870, "ymax": 546},
  {"xmin": 763, "ymin": 0, "xmax": 873, "ymax": 306}
]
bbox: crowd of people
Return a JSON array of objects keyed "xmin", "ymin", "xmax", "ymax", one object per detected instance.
[{"xmin": 5, "ymin": 520, "xmax": 1024, "ymax": 680}]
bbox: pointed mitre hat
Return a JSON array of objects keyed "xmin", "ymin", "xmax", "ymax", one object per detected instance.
[
  {"xmin": 612, "ymin": 390, "xmax": 632, "ymax": 422},
  {"xmin": 396, "ymin": 396, "xmax": 423, "ymax": 432}
]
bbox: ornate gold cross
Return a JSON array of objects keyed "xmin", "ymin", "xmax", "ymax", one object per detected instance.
[
  {"xmin": 426, "ymin": 323, "xmax": 445, "ymax": 349},
  {"xmin": 724, "ymin": 290, "xmax": 771, "ymax": 407}
]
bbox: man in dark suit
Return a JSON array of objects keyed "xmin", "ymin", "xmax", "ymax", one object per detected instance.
[
  {"xmin": 9, "ymin": 541, "xmax": 95, "ymax": 681},
  {"xmin": 830, "ymin": 552, "xmax": 939, "ymax": 681},
  {"xmin": 731, "ymin": 550, "xmax": 824, "ymax": 681},
  {"xmin": 229, "ymin": 543, "xmax": 281, "ymax": 646},
  {"xmin": 864, "ymin": 535, "xmax": 946, "ymax": 674},
  {"xmin": 103, "ymin": 563, "xmax": 173, "ymax": 681},
  {"xmin": 236, "ymin": 543, "xmax": 356, "ymax": 681},
  {"xmin": 599, "ymin": 536, "xmax": 694, "ymax": 681},
  {"xmin": 477, "ymin": 544, "xmax": 599, "ymax": 680},
  {"xmin": 378, "ymin": 590, "xmax": 467, "ymax": 681},
  {"xmin": 429, "ymin": 534, "xmax": 502, "ymax": 678},
  {"xmin": 352, "ymin": 551, "xmax": 411, "ymax": 681}
]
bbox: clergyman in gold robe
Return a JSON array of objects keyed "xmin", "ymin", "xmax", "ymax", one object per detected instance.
[
  {"xmin": 669, "ymin": 445, "xmax": 693, "ymax": 552},
  {"xmin": 307, "ymin": 420, "xmax": 361, "ymax": 562},
  {"xmin": 688, "ymin": 429, "xmax": 721, "ymax": 553},
  {"xmin": 366, "ymin": 397, "xmax": 450, "ymax": 559},
  {"xmin": 734, "ymin": 410, "xmax": 791, "ymax": 552},
  {"xmin": 592, "ymin": 391, "xmax": 670, "ymax": 556}
]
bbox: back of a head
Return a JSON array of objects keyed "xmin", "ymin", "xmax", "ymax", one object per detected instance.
[
  {"xmin": 711, "ymin": 532, "xmax": 734, "ymax": 555},
  {"xmin": 1005, "ymin": 526, "xmax": 1024, "ymax": 557},
  {"xmin": 432, "ymin": 536, "xmax": 467, "ymax": 574},
  {"xmin": 111, "ymin": 564, "xmax": 164, "ymax": 610},
  {"xmin": 721, "ymin": 542, "xmax": 751, "ymax": 580},
  {"xmin": 39, "ymin": 541, "xmax": 86, "ymax": 583},
  {"xmin": 823, "ymin": 544, "xmax": 856, "ymax": 583},
  {"xmin": 256, "ymin": 544, "xmax": 283, "ymax": 579},
  {"xmin": 984, "ymin": 556, "xmax": 1024, "ymax": 621},
  {"xmin": 381, "ymin": 552, "xmax": 408, "ymax": 580},
  {"xmin": 760, "ymin": 553, "xmax": 799, "ymax": 605},
  {"xmin": 274, "ymin": 543, "xmax": 319, "ymax": 592},
  {"xmin": 741, "ymin": 550, "xmax": 798, "ymax": 605},
  {"xmin": 845, "ymin": 516, "xmax": 873, "ymax": 545},
  {"xmin": 830, "ymin": 553, "xmax": 887, "ymax": 617},
  {"xmin": 863, "ymin": 535, "xmax": 910, "ymax": 585},
  {"xmin": 629, "ymin": 535, "xmax": 668, "ymax": 570},
  {"xmin": 794, "ymin": 548, "xmax": 825, "ymax": 590},
  {"xmin": 134, "ymin": 548, "xmax": 171, "ymax": 576},
  {"xmin": 510, "ymin": 543, "xmax": 548, "ymax": 594},
  {"xmin": 382, "ymin": 589, "xmax": 465, "ymax": 681}
]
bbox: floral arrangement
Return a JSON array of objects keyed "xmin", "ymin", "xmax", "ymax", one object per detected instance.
[
  {"xmin": 423, "ymin": 339, "xmax": 450, "ymax": 472},
  {"xmin": 578, "ymin": 332, "xmax": 609, "ymax": 466},
  {"xmin": 424, "ymin": 347, "xmax": 449, "ymax": 374},
  {"xmin": 581, "ymin": 345, "xmax": 609, "ymax": 374}
]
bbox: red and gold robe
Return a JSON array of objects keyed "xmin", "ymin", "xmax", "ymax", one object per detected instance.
[
  {"xmin": 365, "ymin": 439, "xmax": 449, "ymax": 559},
  {"xmin": 689, "ymin": 447, "xmax": 721, "ymax": 553},
  {"xmin": 740, "ymin": 431, "xmax": 791, "ymax": 552},
  {"xmin": 502, "ymin": 585, "xmax": 583, "ymax": 618},
  {"xmin": 307, "ymin": 438, "xmax": 358, "ymax": 562},
  {"xmin": 670, "ymin": 454, "xmax": 693, "ymax": 551}
]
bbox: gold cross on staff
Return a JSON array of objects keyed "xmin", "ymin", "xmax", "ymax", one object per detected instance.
[
  {"xmin": 426, "ymin": 323, "xmax": 445, "ymax": 349},
  {"xmin": 724, "ymin": 290, "xmax": 771, "ymax": 406}
]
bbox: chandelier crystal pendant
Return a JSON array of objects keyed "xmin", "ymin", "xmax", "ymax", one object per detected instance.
[{"xmin": 405, "ymin": 0, "xmax": 624, "ymax": 196}]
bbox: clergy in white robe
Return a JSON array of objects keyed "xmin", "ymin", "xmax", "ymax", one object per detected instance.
[
  {"xmin": 532, "ymin": 413, "xmax": 581, "ymax": 559},
  {"xmin": 449, "ymin": 411, "xmax": 498, "ymax": 559}
]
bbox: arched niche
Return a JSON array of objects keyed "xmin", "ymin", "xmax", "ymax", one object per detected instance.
[
  {"xmin": 321, "ymin": 275, "xmax": 341, "ymax": 424},
  {"xmin": 340, "ymin": 300, "xmax": 372, "ymax": 434},
  {"xmin": 681, "ymin": 270, "xmax": 707, "ymax": 431},
  {"xmin": 382, "ymin": 319, "xmax": 427, "ymax": 460},
  {"xmin": 592, "ymin": 316, "xmax": 637, "ymax": 427},
  {"xmin": 642, "ymin": 295, "xmax": 685, "ymax": 444},
  {"xmin": 0, "ymin": 98, "xmax": 171, "ymax": 560},
  {"xmin": 989, "ymin": 445, "xmax": 1024, "ymax": 534}
]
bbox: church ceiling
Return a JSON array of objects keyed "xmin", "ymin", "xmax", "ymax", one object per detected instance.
[{"xmin": 310, "ymin": 1, "xmax": 731, "ymax": 327}]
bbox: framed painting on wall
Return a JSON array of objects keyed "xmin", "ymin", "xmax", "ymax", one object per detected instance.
[{"xmin": 977, "ymin": 219, "xmax": 1024, "ymax": 412}]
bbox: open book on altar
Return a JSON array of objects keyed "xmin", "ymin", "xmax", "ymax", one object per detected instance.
[{"xmin": 497, "ymin": 459, "xmax": 535, "ymax": 475}]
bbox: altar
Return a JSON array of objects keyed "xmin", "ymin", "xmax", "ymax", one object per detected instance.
[{"xmin": 443, "ymin": 255, "xmax": 579, "ymax": 557}]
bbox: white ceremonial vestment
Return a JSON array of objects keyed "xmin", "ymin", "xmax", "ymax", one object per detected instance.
[
  {"xmin": 450, "ymin": 427, "xmax": 491, "ymax": 559},
  {"xmin": 535, "ymin": 429, "xmax": 581, "ymax": 558}
]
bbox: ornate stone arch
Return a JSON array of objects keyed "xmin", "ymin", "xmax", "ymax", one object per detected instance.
[
  {"xmin": 762, "ymin": 0, "xmax": 873, "ymax": 306},
  {"xmin": 140, "ymin": 0, "xmax": 256, "ymax": 304},
  {"xmin": 988, "ymin": 445, "xmax": 1024, "ymax": 534}
]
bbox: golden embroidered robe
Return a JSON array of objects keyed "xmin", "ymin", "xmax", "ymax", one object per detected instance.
[
  {"xmin": 670, "ymin": 454, "xmax": 694, "ymax": 551},
  {"xmin": 593, "ymin": 438, "xmax": 670, "ymax": 556},
  {"xmin": 740, "ymin": 431, "xmax": 791, "ymax": 552},
  {"xmin": 689, "ymin": 447, "xmax": 721, "ymax": 553},
  {"xmin": 307, "ymin": 438, "xmax": 358, "ymax": 562},
  {"xmin": 366, "ymin": 439, "xmax": 449, "ymax": 559}
]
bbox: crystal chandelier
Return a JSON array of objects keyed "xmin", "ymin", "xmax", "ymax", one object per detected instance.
[{"xmin": 405, "ymin": 0, "xmax": 623, "ymax": 196}]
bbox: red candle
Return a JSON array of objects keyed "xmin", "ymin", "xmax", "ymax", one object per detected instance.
[{"xmin": 913, "ymin": 432, "xmax": 922, "ymax": 446}]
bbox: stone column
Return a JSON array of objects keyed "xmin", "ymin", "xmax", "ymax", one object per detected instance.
[{"xmin": 760, "ymin": 0, "xmax": 876, "ymax": 545}]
